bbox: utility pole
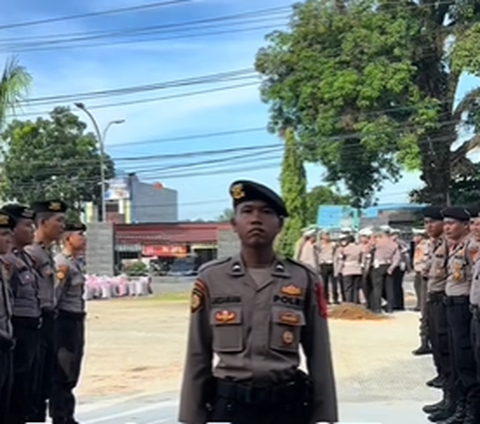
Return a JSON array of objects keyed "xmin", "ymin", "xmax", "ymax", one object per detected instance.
[{"xmin": 74, "ymin": 102, "xmax": 125, "ymax": 222}]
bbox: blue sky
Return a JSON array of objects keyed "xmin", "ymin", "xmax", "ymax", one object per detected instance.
[{"xmin": 0, "ymin": 0, "xmax": 478, "ymax": 220}]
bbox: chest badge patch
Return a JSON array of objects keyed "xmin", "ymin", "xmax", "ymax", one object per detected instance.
[
  {"xmin": 279, "ymin": 311, "xmax": 300, "ymax": 325},
  {"xmin": 215, "ymin": 310, "xmax": 236, "ymax": 324},
  {"xmin": 282, "ymin": 330, "xmax": 294, "ymax": 345},
  {"xmin": 281, "ymin": 284, "xmax": 302, "ymax": 296}
]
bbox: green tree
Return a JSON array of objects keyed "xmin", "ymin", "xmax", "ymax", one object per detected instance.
[
  {"xmin": 255, "ymin": 0, "xmax": 480, "ymax": 205},
  {"xmin": 306, "ymin": 185, "xmax": 351, "ymax": 224},
  {"xmin": 410, "ymin": 162, "xmax": 480, "ymax": 208},
  {"xmin": 216, "ymin": 208, "xmax": 234, "ymax": 222},
  {"xmin": 277, "ymin": 128, "xmax": 307, "ymax": 258},
  {"xmin": 0, "ymin": 57, "xmax": 31, "ymax": 129},
  {"xmin": 0, "ymin": 106, "xmax": 115, "ymax": 214}
]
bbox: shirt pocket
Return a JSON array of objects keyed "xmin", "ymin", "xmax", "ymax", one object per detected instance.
[
  {"xmin": 269, "ymin": 308, "xmax": 306, "ymax": 353},
  {"xmin": 209, "ymin": 306, "xmax": 243, "ymax": 353}
]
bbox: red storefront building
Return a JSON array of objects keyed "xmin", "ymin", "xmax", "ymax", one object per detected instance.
[{"xmin": 114, "ymin": 222, "xmax": 232, "ymax": 266}]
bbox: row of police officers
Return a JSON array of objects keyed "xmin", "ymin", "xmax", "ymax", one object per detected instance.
[
  {"xmin": 296, "ymin": 224, "xmax": 410, "ymax": 313},
  {"xmin": 0, "ymin": 200, "xmax": 86, "ymax": 424},
  {"xmin": 417, "ymin": 206, "xmax": 480, "ymax": 424}
]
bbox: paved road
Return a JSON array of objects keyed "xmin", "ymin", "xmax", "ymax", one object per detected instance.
[{"xmin": 72, "ymin": 394, "xmax": 434, "ymax": 423}]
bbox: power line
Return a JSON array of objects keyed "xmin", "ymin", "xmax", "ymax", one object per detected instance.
[
  {"xmin": 11, "ymin": 81, "xmax": 259, "ymax": 119},
  {"xmin": 20, "ymin": 68, "xmax": 255, "ymax": 105},
  {"xmin": 0, "ymin": 8, "xmax": 289, "ymax": 48},
  {"xmin": 0, "ymin": 0, "xmax": 191, "ymax": 31}
]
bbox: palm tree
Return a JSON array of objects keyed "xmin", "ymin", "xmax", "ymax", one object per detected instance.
[{"xmin": 0, "ymin": 56, "xmax": 31, "ymax": 129}]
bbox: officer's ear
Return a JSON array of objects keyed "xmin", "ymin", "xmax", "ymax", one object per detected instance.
[{"xmin": 278, "ymin": 216, "xmax": 284, "ymax": 230}]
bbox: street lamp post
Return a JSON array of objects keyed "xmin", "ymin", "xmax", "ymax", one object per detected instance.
[{"xmin": 74, "ymin": 102, "xmax": 125, "ymax": 222}]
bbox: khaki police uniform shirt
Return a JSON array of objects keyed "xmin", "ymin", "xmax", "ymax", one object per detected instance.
[
  {"xmin": 178, "ymin": 255, "xmax": 338, "ymax": 424},
  {"xmin": 318, "ymin": 241, "xmax": 335, "ymax": 265},
  {"xmin": 25, "ymin": 242, "xmax": 56, "ymax": 310},
  {"xmin": 413, "ymin": 239, "xmax": 429, "ymax": 273},
  {"xmin": 297, "ymin": 241, "xmax": 319, "ymax": 271},
  {"xmin": 338, "ymin": 243, "xmax": 362, "ymax": 275},
  {"xmin": 0, "ymin": 260, "xmax": 13, "ymax": 340},
  {"xmin": 3, "ymin": 249, "xmax": 41, "ymax": 319},
  {"xmin": 426, "ymin": 237, "xmax": 448, "ymax": 293},
  {"xmin": 55, "ymin": 251, "xmax": 86, "ymax": 314},
  {"xmin": 470, "ymin": 240, "xmax": 480, "ymax": 305},
  {"xmin": 445, "ymin": 237, "xmax": 477, "ymax": 297},
  {"xmin": 372, "ymin": 237, "xmax": 401, "ymax": 274}
]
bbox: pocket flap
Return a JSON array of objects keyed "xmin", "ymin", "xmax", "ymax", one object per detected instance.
[
  {"xmin": 272, "ymin": 309, "xmax": 305, "ymax": 326},
  {"xmin": 210, "ymin": 306, "xmax": 242, "ymax": 326}
]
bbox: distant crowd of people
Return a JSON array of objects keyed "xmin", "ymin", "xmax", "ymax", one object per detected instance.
[{"xmin": 294, "ymin": 225, "xmax": 412, "ymax": 313}]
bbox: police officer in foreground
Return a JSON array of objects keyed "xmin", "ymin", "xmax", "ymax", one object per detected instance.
[
  {"xmin": 0, "ymin": 212, "xmax": 17, "ymax": 419},
  {"xmin": 178, "ymin": 180, "xmax": 338, "ymax": 424},
  {"xmin": 470, "ymin": 210, "xmax": 480, "ymax": 424},
  {"xmin": 49, "ymin": 222, "xmax": 87, "ymax": 424},
  {"xmin": 1, "ymin": 204, "xmax": 42, "ymax": 424},
  {"xmin": 26, "ymin": 200, "xmax": 67, "ymax": 422}
]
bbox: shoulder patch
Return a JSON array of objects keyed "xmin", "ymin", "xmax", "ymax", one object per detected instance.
[
  {"xmin": 56, "ymin": 264, "xmax": 68, "ymax": 282},
  {"xmin": 198, "ymin": 256, "xmax": 231, "ymax": 273},
  {"xmin": 0, "ymin": 259, "xmax": 12, "ymax": 281},
  {"xmin": 190, "ymin": 279, "xmax": 207, "ymax": 313}
]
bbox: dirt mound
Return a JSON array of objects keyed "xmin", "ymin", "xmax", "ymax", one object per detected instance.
[{"xmin": 328, "ymin": 303, "xmax": 389, "ymax": 321}]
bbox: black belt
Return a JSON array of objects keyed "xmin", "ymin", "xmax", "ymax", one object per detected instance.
[
  {"xmin": 444, "ymin": 295, "xmax": 469, "ymax": 306},
  {"xmin": 12, "ymin": 316, "xmax": 42, "ymax": 329},
  {"xmin": 57, "ymin": 310, "xmax": 86, "ymax": 320},
  {"xmin": 215, "ymin": 376, "xmax": 307, "ymax": 405},
  {"xmin": 41, "ymin": 308, "xmax": 56, "ymax": 319},
  {"xmin": 428, "ymin": 292, "xmax": 445, "ymax": 303},
  {"xmin": 0, "ymin": 335, "xmax": 14, "ymax": 351}
]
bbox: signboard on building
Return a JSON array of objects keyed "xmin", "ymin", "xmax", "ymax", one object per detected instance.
[
  {"xmin": 105, "ymin": 177, "xmax": 130, "ymax": 200},
  {"xmin": 142, "ymin": 245, "xmax": 187, "ymax": 257}
]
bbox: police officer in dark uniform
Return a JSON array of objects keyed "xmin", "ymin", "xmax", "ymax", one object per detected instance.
[
  {"xmin": 26, "ymin": 200, "xmax": 67, "ymax": 422},
  {"xmin": 0, "ymin": 212, "xmax": 17, "ymax": 419},
  {"xmin": 178, "ymin": 180, "xmax": 338, "ymax": 424},
  {"xmin": 50, "ymin": 222, "xmax": 87, "ymax": 424},
  {"xmin": 1, "ymin": 204, "xmax": 42, "ymax": 424},
  {"xmin": 439, "ymin": 207, "xmax": 480, "ymax": 424}
]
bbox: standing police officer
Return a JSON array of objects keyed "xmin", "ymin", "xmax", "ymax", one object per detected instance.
[
  {"xmin": 49, "ymin": 222, "xmax": 87, "ymax": 424},
  {"xmin": 441, "ymin": 207, "xmax": 480, "ymax": 424},
  {"xmin": 178, "ymin": 180, "xmax": 338, "ymax": 424},
  {"xmin": 1, "ymin": 204, "xmax": 42, "ymax": 424},
  {"xmin": 370, "ymin": 227, "xmax": 400, "ymax": 313},
  {"xmin": 0, "ymin": 212, "xmax": 17, "ymax": 419},
  {"xmin": 26, "ymin": 200, "xmax": 67, "ymax": 422}
]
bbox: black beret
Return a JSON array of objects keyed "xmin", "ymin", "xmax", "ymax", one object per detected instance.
[
  {"xmin": 229, "ymin": 180, "xmax": 289, "ymax": 217},
  {"xmin": 442, "ymin": 206, "xmax": 471, "ymax": 222},
  {"xmin": 64, "ymin": 222, "xmax": 86, "ymax": 232},
  {"xmin": 422, "ymin": 206, "xmax": 443, "ymax": 221},
  {"xmin": 467, "ymin": 206, "xmax": 480, "ymax": 218},
  {"xmin": 1, "ymin": 204, "xmax": 35, "ymax": 221},
  {"xmin": 0, "ymin": 211, "xmax": 16, "ymax": 229},
  {"xmin": 31, "ymin": 200, "xmax": 68, "ymax": 213}
]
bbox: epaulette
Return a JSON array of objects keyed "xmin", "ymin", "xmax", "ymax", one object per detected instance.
[{"xmin": 198, "ymin": 256, "xmax": 232, "ymax": 273}]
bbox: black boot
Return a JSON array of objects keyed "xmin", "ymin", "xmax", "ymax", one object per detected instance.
[
  {"xmin": 413, "ymin": 337, "xmax": 432, "ymax": 355},
  {"xmin": 423, "ymin": 397, "xmax": 446, "ymax": 414},
  {"xmin": 439, "ymin": 401, "xmax": 466, "ymax": 424},
  {"xmin": 463, "ymin": 402, "xmax": 480, "ymax": 424},
  {"xmin": 427, "ymin": 394, "xmax": 457, "ymax": 422},
  {"xmin": 426, "ymin": 375, "xmax": 444, "ymax": 389}
]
